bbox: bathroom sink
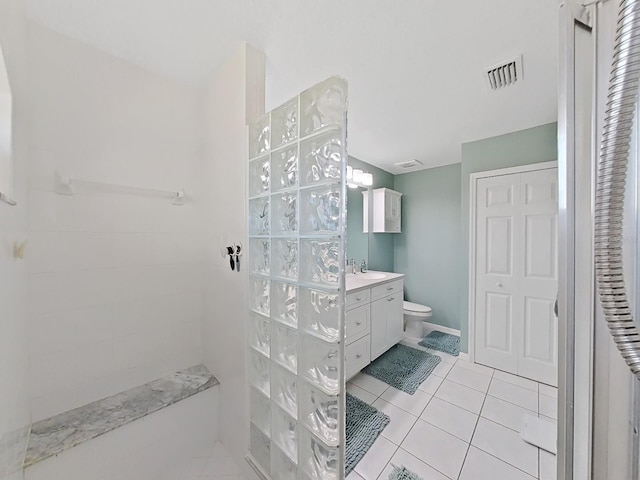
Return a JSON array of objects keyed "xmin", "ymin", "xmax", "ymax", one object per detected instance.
[{"xmin": 358, "ymin": 272, "xmax": 386, "ymax": 280}]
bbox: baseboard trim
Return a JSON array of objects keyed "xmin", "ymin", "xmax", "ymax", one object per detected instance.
[{"xmin": 423, "ymin": 322, "xmax": 461, "ymax": 337}]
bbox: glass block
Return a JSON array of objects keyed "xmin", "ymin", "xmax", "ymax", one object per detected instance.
[
  {"xmin": 298, "ymin": 335, "xmax": 340, "ymax": 395},
  {"xmin": 249, "ymin": 276, "xmax": 270, "ymax": 316},
  {"xmin": 272, "ymin": 323, "xmax": 298, "ymax": 373},
  {"xmin": 298, "ymin": 288, "xmax": 340, "ymax": 342},
  {"xmin": 272, "ymin": 445, "xmax": 298, "ymax": 480},
  {"xmin": 249, "ymin": 155, "xmax": 270, "ymax": 197},
  {"xmin": 249, "ymin": 238, "xmax": 270, "ymax": 275},
  {"xmin": 300, "ymin": 186, "xmax": 340, "ymax": 234},
  {"xmin": 299, "ymin": 131, "xmax": 343, "ymax": 186},
  {"xmin": 272, "ymin": 146, "xmax": 298, "ymax": 192},
  {"xmin": 299, "ymin": 428, "xmax": 339, "ymax": 480},
  {"xmin": 299, "ymin": 382, "xmax": 339, "ymax": 446},
  {"xmin": 272, "ymin": 98, "xmax": 298, "ymax": 149},
  {"xmin": 271, "ymin": 238, "xmax": 298, "ymax": 280},
  {"xmin": 300, "ymin": 77, "xmax": 347, "ymax": 136},
  {"xmin": 272, "ymin": 406, "xmax": 298, "ymax": 464},
  {"xmin": 299, "ymin": 239, "xmax": 340, "ymax": 286},
  {"xmin": 272, "ymin": 192, "xmax": 298, "ymax": 235},
  {"xmin": 249, "ymin": 312, "xmax": 271, "ymax": 356},
  {"xmin": 250, "ymin": 350, "xmax": 270, "ymax": 397},
  {"xmin": 250, "ymin": 424, "xmax": 271, "ymax": 476},
  {"xmin": 251, "ymin": 386, "xmax": 271, "ymax": 437},
  {"xmin": 271, "ymin": 364, "xmax": 298, "ymax": 419},
  {"xmin": 249, "ymin": 196, "xmax": 270, "ymax": 235},
  {"xmin": 250, "ymin": 113, "xmax": 271, "ymax": 159},
  {"xmin": 271, "ymin": 281, "xmax": 298, "ymax": 327}
]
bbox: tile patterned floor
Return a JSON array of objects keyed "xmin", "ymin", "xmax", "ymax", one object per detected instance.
[
  {"xmin": 159, "ymin": 441, "xmax": 245, "ymax": 480},
  {"xmin": 347, "ymin": 337, "xmax": 558, "ymax": 480}
]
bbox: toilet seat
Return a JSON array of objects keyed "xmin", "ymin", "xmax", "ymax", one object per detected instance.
[{"xmin": 403, "ymin": 301, "xmax": 432, "ymax": 315}]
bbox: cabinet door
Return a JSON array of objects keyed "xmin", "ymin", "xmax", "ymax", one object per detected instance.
[
  {"xmin": 385, "ymin": 294, "xmax": 404, "ymax": 346},
  {"xmin": 370, "ymin": 297, "xmax": 388, "ymax": 360}
]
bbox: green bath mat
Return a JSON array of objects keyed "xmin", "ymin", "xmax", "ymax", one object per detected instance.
[
  {"xmin": 419, "ymin": 331, "xmax": 460, "ymax": 356},
  {"xmin": 362, "ymin": 344, "xmax": 441, "ymax": 395},
  {"xmin": 388, "ymin": 465, "xmax": 423, "ymax": 480},
  {"xmin": 346, "ymin": 393, "xmax": 390, "ymax": 476}
]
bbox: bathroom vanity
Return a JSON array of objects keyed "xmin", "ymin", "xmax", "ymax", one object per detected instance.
[{"xmin": 345, "ymin": 271, "xmax": 405, "ymax": 379}]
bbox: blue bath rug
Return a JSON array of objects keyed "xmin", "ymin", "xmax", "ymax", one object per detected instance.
[
  {"xmin": 419, "ymin": 331, "xmax": 460, "ymax": 356},
  {"xmin": 362, "ymin": 344, "xmax": 441, "ymax": 395},
  {"xmin": 388, "ymin": 465, "xmax": 423, "ymax": 480},
  {"xmin": 346, "ymin": 393, "xmax": 390, "ymax": 476}
]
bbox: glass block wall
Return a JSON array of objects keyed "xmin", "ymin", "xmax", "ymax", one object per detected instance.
[{"xmin": 247, "ymin": 77, "xmax": 348, "ymax": 480}]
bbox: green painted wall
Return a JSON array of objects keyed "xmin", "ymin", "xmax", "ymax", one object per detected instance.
[
  {"xmin": 346, "ymin": 157, "xmax": 395, "ymax": 272},
  {"xmin": 394, "ymin": 164, "xmax": 462, "ymax": 331},
  {"xmin": 459, "ymin": 122, "xmax": 558, "ymax": 352}
]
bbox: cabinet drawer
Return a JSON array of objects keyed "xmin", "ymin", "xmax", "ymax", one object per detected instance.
[
  {"xmin": 371, "ymin": 280, "xmax": 403, "ymax": 302},
  {"xmin": 346, "ymin": 304, "xmax": 369, "ymax": 344},
  {"xmin": 346, "ymin": 289, "xmax": 370, "ymax": 310},
  {"xmin": 346, "ymin": 335, "xmax": 370, "ymax": 379}
]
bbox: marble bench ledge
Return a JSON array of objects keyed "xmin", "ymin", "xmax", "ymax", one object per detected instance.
[{"xmin": 24, "ymin": 364, "xmax": 219, "ymax": 468}]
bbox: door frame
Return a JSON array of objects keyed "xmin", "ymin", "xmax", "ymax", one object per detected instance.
[{"xmin": 468, "ymin": 160, "xmax": 558, "ymax": 365}]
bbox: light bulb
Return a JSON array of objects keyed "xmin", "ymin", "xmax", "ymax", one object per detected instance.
[
  {"xmin": 348, "ymin": 183, "xmax": 358, "ymax": 189},
  {"xmin": 353, "ymin": 169, "xmax": 363, "ymax": 183},
  {"xmin": 362, "ymin": 172, "xmax": 373, "ymax": 186},
  {"xmin": 347, "ymin": 166, "xmax": 353, "ymax": 181}
]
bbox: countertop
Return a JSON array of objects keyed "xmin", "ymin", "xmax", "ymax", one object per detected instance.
[{"xmin": 345, "ymin": 270, "xmax": 405, "ymax": 293}]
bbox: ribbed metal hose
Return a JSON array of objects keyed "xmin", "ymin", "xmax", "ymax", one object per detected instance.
[{"xmin": 595, "ymin": 0, "xmax": 640, "ymax": 379}]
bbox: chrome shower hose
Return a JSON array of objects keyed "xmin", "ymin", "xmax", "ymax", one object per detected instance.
[{"xmin": 595, "ymin": 0, "xmax": 640, "ymax": 379}]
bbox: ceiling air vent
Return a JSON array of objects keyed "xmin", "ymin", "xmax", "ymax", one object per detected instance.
[
  {"xmin": 394, "ymin": 159, "xmax": 423, "ymax": 169},
  {"xmin": 484, "ymin": 55, "xmax": 523, "ymax": 91}
]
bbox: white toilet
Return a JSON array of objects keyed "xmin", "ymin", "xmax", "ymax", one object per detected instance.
[{"xmin": 403, "ymin": 300, "xmax": 432, "ymax": 338}]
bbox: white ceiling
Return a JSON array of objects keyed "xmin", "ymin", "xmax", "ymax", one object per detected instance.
[{"xmin": 24, "ymin": 0, "xmax": 559, "ymax": 174}]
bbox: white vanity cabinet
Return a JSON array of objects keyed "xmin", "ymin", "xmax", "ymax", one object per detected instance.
[
  {"xmin": 362, "ymin": 188, "xmax": 403, "ymax": 233},
  {"xmin": 345, "ymin": 275, "xmax": 404, "ymax": 379}
]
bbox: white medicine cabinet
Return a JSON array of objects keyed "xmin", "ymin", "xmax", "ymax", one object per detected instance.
[{"xmin": 362, "ymin": 187, "xmax": 402, "ymax": 233}]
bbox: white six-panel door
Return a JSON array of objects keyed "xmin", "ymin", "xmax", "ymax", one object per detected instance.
[{"xmin": 474, "ymin": 167, "xmax": 558, "ymax": 386}]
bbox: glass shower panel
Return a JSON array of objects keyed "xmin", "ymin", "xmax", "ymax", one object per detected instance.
[{"xmin": 247, "ymin": 77, "xmax": 347, "ymax": 480}]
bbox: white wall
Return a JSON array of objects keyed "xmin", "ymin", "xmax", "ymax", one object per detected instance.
[
  {"xmin": 201, "ymin": 43, "xmax": 264, "ymax": 479},
  {"xmin": 26, "ymin": 23, "xmax": 206, "ymax": 422},
  {"xmin": 0, "ymin": 1, "xmax": 31, "ymax": 478}
]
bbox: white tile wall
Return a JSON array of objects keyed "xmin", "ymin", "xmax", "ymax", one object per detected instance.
[{"xmin": 26, "ymin": 23, "xmax": 206, "ymax": 422}]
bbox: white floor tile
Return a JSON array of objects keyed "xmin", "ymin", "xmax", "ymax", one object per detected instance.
[
  {"xmin": 493, "ymin": 371, "xmax": 539, "ymax": 392},
  {"xmin": 348, "ymin": 383, "xmax": 378, "ymax": 404},
  {"xmin": 455, "ymin": 359, "xmax": 495, "ymax": 377},
  {"xmin": 446, "ymin": 365, "xmax": 492, "ymax": 393},
  {"xmin": 431, "ymin": 361, "xmax": 454, "ymax": 378},
  {"xmin": 379, "ymin": 387, "xmax": 432, "ymax": 417},
  {"xmin": 354, "ymin": 435, "xmax": 397, "ymax": 480},
  {"xmin": 540, "ymin": 451, "xmax": 558, "ymax": 480},
  {"xmin": 471, "ymin": 418, "xmax": 539, "ymax": 477},
  {"xmin": 489, "ymin": 378, "xmax": 538, "ymax": 412},
  {"xmin": 459, "ymin": 446, "xmax": 536, "ymax": 480},
  {"xmin": 435, "ymin": 380, "xmax": 486, "ymax": 414},
  {"xmin": 481, "ymin": 395, "xmax": 536, "ymax": 432},
  {"xmin": 416, "ymin": 373, "xmax": 444, "ymax": 395},
  {"xmin": 402, "ymin": 419, "xmax": 469, "ymax": 480},
  {"xmin": 378, "ymin": 447, "xmax": 449, "ymax": 480},
  {"xmin": 420, "ymin": 397, "xmax": 479, "ymax": 442},
  {"xmin": 372, "ymin": 398, "xmax": 419, "ymax": 446},
  {"xmin": 539, "ymin": 394, "xmax": 558, "ymax": 420},
  {"xmin": 350, "ymin": 373, "xmax": 390, "ymax": 397},
  {"xmin": 539, "ymin": 384, "xmax": 558, "ymax": 399},
  {"xmin": 347, "ymin": 470, "xmax": 366, "ymax": 480}
]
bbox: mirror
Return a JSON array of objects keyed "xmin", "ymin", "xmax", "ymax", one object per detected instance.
[
  {"xmin": 0, "ymin": 44, "xmax": 13, "ymax": 200},
  {"xmin": 346, "ymin": 157, "xmax": 396, "ymax": 272}
]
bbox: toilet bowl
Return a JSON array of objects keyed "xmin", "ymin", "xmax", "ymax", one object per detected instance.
[{"xmin": 403, "ymin": 300, "xmax": 432, "ymax": 338}]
